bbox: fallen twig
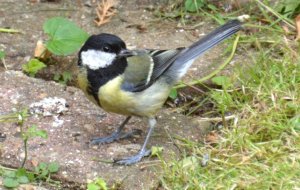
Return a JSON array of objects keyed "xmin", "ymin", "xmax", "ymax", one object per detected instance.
[
  {"xmin": 94, "ymin": 0, "xmax": 117, "ymax": 26},
  {"xmin": 1, "ymin": 58, "xmax": 7, "ymax": 70},
  {"xmin": 0, "ymin": 28, "xmax": 20, "ymax": 33},
  {"xmin": 197, "ymin": 115, "xmax": 236, "ymax": 122}
]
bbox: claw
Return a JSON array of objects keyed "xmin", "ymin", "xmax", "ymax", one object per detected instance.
[
  {"xmin": 91, "ymin": 135, "xmax": 118, "ymax": 144},
  {"xmin": 90, "ymin": 116, "xmax": 133, "ymax": 144},
  {"xmin": 114, "ymin": 118, "xmax": 156, "ymax": 165},
  {"xmin": 91, "ymin": 129, "xmax": 142, "ymax": 145},
  {"xmin": 114, "ymin": 149, "xmax": 151, "ymax": 165}
]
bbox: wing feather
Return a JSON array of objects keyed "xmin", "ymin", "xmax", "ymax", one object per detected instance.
[{"xmin": 121, "ymin": 48, "xmax": 183, "ymax": 92}]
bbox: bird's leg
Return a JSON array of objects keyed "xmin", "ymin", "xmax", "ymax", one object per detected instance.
[
  {"xmin": 115, "ymin": 117, "xmax": 156, "ymax": 165},
  {"xmin": 91, "ymin": 116, "xmax": 139, "ymax": 144}
]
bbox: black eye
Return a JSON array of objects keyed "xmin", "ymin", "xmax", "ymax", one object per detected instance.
[{"xmin": 103, "ymin": 46, "xmax": 111, "ymax": 52}]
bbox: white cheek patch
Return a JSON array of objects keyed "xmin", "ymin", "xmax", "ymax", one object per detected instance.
[{"xmin": 81, "ymin": 49, "xmax": 116, "ymax": 70}]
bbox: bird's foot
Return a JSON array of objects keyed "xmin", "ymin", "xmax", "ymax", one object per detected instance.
[
  {"xmin": 114, "ymin": 149, "xmax": 151, "ymax": 165},
  {"xmin": 90, "ymin": 129, "xmax": 142, "ymax": 145}
]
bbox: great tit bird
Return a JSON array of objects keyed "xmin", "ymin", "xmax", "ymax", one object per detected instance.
[{"xmin": 77, "ymin": 19, "xmax": 242, "ymax": 165}]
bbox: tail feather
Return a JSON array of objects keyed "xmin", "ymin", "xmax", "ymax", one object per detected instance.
[{"xmin": 166, "ymin": 19, "xmax": 242, "ymax": 80}]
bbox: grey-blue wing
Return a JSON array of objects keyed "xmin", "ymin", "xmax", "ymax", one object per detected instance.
[
  {"xmin": 121, "ymin": 19, "xmax": 242, "ymax": 92},
  {"xmin": 121, "ymin": 48, "xmax": 183, "ymax": 92}
]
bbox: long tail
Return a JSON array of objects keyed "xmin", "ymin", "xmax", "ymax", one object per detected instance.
[{"xmin": 166, "ymin": 19, "xmax": 242, "ymax": 80}]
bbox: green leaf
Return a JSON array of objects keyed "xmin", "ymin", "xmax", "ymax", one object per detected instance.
[
  {"xmin": 48, "ymin": 162, "xmax": 60, "ymax": 173},
  {"xmin": 54, "ymin": 71, "xmax": 73, "ymax": 85},
  {"xmin": 53, "ymin": 73, "xmax": 61, "ymax": 81},
  {"xmin": 35, "ymin": 162, "xmax": 47, "ymax": 174},
  {"xmin": 0, "ymin": 50, "xmax": 5, "ymax": 59},
  {"xmin": 89, "ymin": 178, "xmax": 107, "ymax": 190},
  {"xmin": 4, "ymin": 170, "xmax": 16, "ymax": 178},
  {"xmin": 40, "ymin": 169, "xmax": 49, "ymax": 177},
  {"xmin": 26, "ymin": 125, "xmax": 48, "ymax": 139},
  {"xmin": 178, "ymin": 156, "xmax": 199, "ymax": 170},
  {"xmin": 185, "ymin": 0, "xmax": 205, "ymax": 12},
  {"xmin": 26, "ymin": 172, "xmax": 35, "ymax": 181},
  {"xmin": 16, "ymin": 168, "xmax": 27, "ymax": 177},
  {"xmin": 169, "ymin": 88, "xmax": 178, "ymax": 99},
  {"xmin": 22, "ymin": 59, "xmax": 46, "ymax": 77},
  {"xmin": 34, "ymin": 129, "xmax": 48, "ymax": 139},
  {"xmin": 207, "ymin": 4, "xmax": 217, "ymax": 11},
  {"xmin": 62, "ymin": 71, "xmax": 72, "ymax": 83},
  {"xmin": 44, "ymin": 17, "xmax": 89, "ymax": 55},
  {"xmin": 87, "ymin": 183, "xmax": 100, "ymax": 190},
  {"xmin": 38, "ymin": 162, "xmax": 48, "ymax": 170},
  {"xmin": 95, "ymin": 178, "xmax": 108, "ymax": 190},
  {"xmin": 290, "ymin": 115, "xmax": 300, "ymax": 131},
  {"xmin": 3, "ymin": 177, "xmax": 19, "ymax": 188},
  {"xmin": 151, "ymin": 146, "xmax": 164, "ymax": 157},
  {"xmin": 17, "ymin": 168, "xmax": 35, "ymax": 182},
  {"xmin": 211, "ymin": 76, "xmax": 231, "ymax": 88},
  {"xmin": 210, "ymin": 90, "xmax": 233, "ymax": 111},
  {"xmin": 17, "ymin": 176, "xmax": 29, "ymax": 184},
  {"xmin": 277, "ymin": 0, "xmax": 300, "ymax": 17}
]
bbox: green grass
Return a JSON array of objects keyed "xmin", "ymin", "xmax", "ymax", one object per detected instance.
[
  {"xmin": 159, "ymin": 1, "xmax": 300, "ymax": 189},
  {"xmin": 160, "ymin": 51, "xmax": 300, "ymax": 189}
]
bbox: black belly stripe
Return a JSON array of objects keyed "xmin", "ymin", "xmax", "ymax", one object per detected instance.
[
  {"xmin": 87, "ymin": 85, "xmax": 101, "ymax": 107},
  {"xmin": 85, "ymin": 57, "xmax": 128, "ymax": 107}
]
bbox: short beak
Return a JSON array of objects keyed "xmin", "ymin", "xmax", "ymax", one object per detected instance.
[{"xmin": 118, "ymin": 49, "xmax": 136, "ymax": 58}]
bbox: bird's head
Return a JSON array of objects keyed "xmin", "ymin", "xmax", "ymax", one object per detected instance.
[{"xmin": 78, "ymin": 33, "xmax": 133, "ymax": 70}]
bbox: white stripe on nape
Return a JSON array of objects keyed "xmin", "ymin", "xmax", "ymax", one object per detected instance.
[{"xmin": 81, "ymin": 49, "xmax": 116, "ymax": 70}]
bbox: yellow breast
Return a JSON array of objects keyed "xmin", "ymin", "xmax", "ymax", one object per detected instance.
[
  {"xmin": 98, "ymin": 76, "xmax": 171, "ymax": 117},
  {"xmin": 98, "ymin": 76, "xmax": 136, "ymax": 115}
]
